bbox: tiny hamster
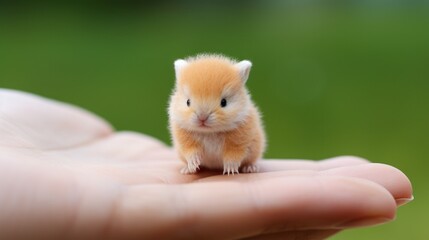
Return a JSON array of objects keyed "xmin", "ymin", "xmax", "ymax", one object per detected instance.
[{"xmin": 168, "ymin": 54, "xmax": 266, "ymax": 175}]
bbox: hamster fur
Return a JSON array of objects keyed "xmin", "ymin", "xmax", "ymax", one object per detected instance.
[{"xmin": 168, "ymin": 54, "xmax": 266, "ymax": 175}]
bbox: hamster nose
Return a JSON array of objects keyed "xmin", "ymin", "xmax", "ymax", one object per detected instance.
[{"xmin": 198, "ymin": 114, "xmax": 209, "ymax": 122}]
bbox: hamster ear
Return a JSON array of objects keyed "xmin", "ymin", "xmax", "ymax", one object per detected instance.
[
  {"xmin": 235, "ymin": 60, "xmax": 252, "ymax": 84},
  {"xmin": 174, "ymin": 59, "xmax": 188, "ymax": 79}
]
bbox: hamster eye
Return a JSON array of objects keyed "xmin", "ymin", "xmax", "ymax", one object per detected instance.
[
  {"xmin": 220, "ymin": 98, "xmax": 227, "ymax": 108},
  {"xmin": 186, "ymin": 99, "xmax": 190, "ymax": 107}
]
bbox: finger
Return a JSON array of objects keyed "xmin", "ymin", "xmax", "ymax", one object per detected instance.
[
  {"xmin": 63, "ymin": 131, "xmax": 176, "ymax": 161},
  {"xmin": 110, "ymin": 176, "xmax": 396, "ymax": 239},
  {"xmin": 167, "ymin": 156, "xmax": 371, "ymax": 184},
  {"xmin": 259, "ymin": 155, "xmax": 369, "ymax": 172},
  {"xmin": 241, "ymin": 229, "xmax": 340, "ymax": 240},
  {"xmin": 321, "ymin": 163, "xmax": 413, "ymax": 205},
  {"xmin": 0, "ymin": 88, "xmax": 112, "ymax": 150},
  {"xmin": 198, "ymin": 163, "xmax": 412, "ymax": 205}
]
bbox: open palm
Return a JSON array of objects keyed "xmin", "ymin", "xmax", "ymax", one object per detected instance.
[{"xmin": 0, "ymin": 89, "xmax": 412, "ymax": 240}]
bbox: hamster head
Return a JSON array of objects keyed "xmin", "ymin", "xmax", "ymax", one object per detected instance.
[{"xmin": 169, "ymin": 54, "xmax": 253, "ymax": 133}]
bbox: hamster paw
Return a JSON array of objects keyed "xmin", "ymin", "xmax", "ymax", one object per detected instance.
[
  {"xmin": 180, "ymin": 166, "xmax": 197, "ymax": 174},
  {"xmin": 241, "ymin": 164, "xmax": 259, "ymax": 173},
  {"xmin": 223, "ymin": 161, "xmax": 240, "ymax": 175},
  {"xmin": 180, "ymin": 154, "xmax": 201, "ymax": 174}
]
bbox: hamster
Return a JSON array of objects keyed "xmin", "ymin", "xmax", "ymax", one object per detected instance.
[{"xmin": 168, "ymin": 54, "xmax": 266, "ymax": 175}]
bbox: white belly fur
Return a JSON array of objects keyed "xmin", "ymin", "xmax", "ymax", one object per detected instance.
[{"xmin": 196, "ymin": 133, "xmax": 225, "ymax": 169}]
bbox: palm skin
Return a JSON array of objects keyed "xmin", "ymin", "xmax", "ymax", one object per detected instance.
[{"xmin": 0, "ymin": 89, "xmax": 412, "ymax": 240}]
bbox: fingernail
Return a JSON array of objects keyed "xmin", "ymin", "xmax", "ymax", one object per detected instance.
[
  {"xmin": 396, "ymin": 195, "xmax": 414, "ymax": 206},
  {"xmin": 338, "ymin": 217, "xmax": 393, "ymax": 228}
]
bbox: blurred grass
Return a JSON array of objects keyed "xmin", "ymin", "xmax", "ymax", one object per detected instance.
[{"xmin": 1, "ymin": 3, "xmax": 428, "ymax": 239}]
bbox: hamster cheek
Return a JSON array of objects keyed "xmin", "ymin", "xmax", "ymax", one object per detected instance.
[
  {"xmin": 216, "ymin": 109, "xmax": 235, "ymax": 129},
  {"xmin": 181, "ymin": 109, "xmax": 197, "ymax": 128},
  {"xmin": 214, "ymin": 110, "xmax": 228, "ymax": 126}
]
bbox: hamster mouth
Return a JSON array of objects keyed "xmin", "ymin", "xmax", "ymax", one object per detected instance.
[
  {"xmin": 198, "ymin": 123, "xmax": 210, "ymax": 128},
  {"xmin": 196, "ymin": 121, "xmax": 213, "ymax": 130}
]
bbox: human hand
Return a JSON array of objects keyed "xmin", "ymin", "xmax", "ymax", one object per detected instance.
[{"xmin": 0, "ymin": 89, "xmax": 412, "ymax": 240}]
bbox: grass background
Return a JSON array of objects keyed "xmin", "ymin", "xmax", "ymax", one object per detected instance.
[{"xmin": 1, "ymin": 1, "xmax": 428, "ymax": 239}]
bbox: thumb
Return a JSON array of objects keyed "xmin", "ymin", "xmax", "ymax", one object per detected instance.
[{"xmin": 0, "ymin": 89, "xmax": 112, "ymax": 150}]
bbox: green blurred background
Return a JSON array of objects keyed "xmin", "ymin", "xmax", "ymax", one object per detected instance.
[{"xmin": 1, "ymin": 1, "xmax": 427, "ymax": 239}]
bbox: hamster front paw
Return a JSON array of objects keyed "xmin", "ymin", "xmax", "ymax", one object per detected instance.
[
  {"xmin": 223, "ymin": 161, "xmax": 241, "ymax": 175},
  {"xmin": 180, "ymin": 153, "xmax": 201, "ymax": 174}
]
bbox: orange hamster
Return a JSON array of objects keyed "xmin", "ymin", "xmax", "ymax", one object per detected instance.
[{"xmin": 168, "ymin": 54, "xmax": 266, "ymax": 175}]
